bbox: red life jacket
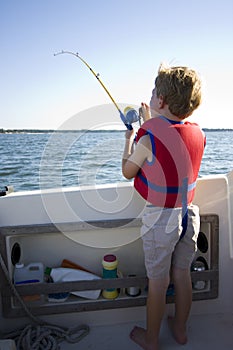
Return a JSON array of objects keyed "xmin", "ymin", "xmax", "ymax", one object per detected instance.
[{"xmin": 134, "ymin": 116, "xmax": 206, "ymax": 208}]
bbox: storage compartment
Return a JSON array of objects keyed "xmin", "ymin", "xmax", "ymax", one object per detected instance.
[{"xmin": 0, "ymin": 215, "xmax": 219, "ymax": 318}]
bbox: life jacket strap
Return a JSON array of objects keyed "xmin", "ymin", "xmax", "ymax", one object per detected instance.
[
  {"xmin": 180, "ymin": 177, "xmax": 188, "ymax": 240},
  {"xmin": 137, "ymin": 172, "xmax": 196, "ymax": 194}
]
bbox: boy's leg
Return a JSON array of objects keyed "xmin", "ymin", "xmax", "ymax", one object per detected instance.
[
  {"xmin": 168, "ymin": 266, "xmax": 192, "ymax": 344},
  {"xmin": 130, "ymin": 276, "xmax": 169, "ymax": 350}
]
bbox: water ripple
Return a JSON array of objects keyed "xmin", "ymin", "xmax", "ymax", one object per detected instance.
[{"xmin": 0, "ymin": 131, "xmax": 232, "ymax": 192}]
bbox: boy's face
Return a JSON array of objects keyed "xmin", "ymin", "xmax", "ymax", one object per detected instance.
[{"xmin": 150, "ymin": 87, "xmax": 160, "ymax": 117}]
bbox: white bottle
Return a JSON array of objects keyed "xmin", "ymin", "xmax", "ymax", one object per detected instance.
[
  {"xmin": 14, "ymin": 262, "xmax": 44, "ymax": 285},
  {"xmin": 13, "ymin": 262, "xmax": 44, "ymax": 302}
]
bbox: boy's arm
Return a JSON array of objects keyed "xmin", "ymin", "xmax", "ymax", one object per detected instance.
[{"xmin": 122, "ymin": 130, "xmax": 151, "ymax": 179}]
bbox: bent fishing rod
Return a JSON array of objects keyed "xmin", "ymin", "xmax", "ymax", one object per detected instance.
[{"xmin": 54, "ymin": 50, "xmax": 135, "ymax": 130}]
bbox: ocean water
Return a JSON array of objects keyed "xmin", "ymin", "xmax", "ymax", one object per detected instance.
[{"xmin": 0, "ymin": 130, "xmax": 233, "ymax": 192}]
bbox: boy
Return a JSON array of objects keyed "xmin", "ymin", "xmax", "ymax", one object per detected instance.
[{"xmin": 122, "ymin": 64, "xmax": 205, "ymax": 350}]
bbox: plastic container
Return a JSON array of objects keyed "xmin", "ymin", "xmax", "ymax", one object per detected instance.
[
  {"xmin": 14, "ymin": 263, "xmax": 44, "ymax": 284},
  {"xmin": 102, "ymin": 254, "xmax": 118, "ymax": 299},
  {"xmin": 0, "ymin": 339, "xmax": 16, "ymax": 350},
  {"xmin": 126, "ymin": 274, "xmax": 141, "ymax": 297},
  {"xmin": 45, "ymin": 267, "xmax": 70, "ymax": 302},
  {"xmin": 13, "ymin": 262, "xmax": 44, "ymax": 301}
]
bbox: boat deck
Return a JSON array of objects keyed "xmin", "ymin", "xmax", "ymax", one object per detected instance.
[
  {"xmin": 58, "ymin": 312, "xmax": 233, "ymax": 350},
  {"xmin": 1, "ymin": 311, "xmax": 232, "ymax": 350},
  {"xmin": 1, "ymin": 175, "xmax": 233, "ymax": 349}
]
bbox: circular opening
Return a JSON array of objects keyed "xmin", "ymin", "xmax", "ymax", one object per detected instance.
[
  {"xmin": 11, "ymin": 243, "xmax": 21, "ymax": 266},
  {"xmin": 197, "ymin": 232, "xmax": 208, "ymax": 253},
  {"xmin": 195, "ymin": 256, "xmax": 209, "ymax": 270}
]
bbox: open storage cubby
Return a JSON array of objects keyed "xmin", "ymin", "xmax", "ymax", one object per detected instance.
[{"xmin": 0, "ymin": 214, "xmax": 219, "ymax": 318}]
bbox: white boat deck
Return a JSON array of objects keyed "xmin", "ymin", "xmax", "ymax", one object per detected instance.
[{"xmin": 59, "ymin": 313, "xmax": 233, "ymax": 350}]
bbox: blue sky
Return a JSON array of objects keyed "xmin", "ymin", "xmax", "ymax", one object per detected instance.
[{"xmin": 1, "ymin": 0, "xmax": 233, "ymax": 130}]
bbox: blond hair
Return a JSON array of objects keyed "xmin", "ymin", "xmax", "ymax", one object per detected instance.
[{"xmin": 155, "ymin": 63, "xmax": 202, "ymax": 119}]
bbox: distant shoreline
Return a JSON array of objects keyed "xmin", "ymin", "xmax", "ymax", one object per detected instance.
[
  {"xmin": 0, "ymin": 128, "xmax": 233, "ymax": 134},
  {"xmin": 0, "ymin": 128, "xmax": 123, "ymax": 134}
]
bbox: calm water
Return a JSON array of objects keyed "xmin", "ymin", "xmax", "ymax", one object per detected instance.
[{"xmin": 0, "ymin": 130, "xmax": 233, "ymax": 192}]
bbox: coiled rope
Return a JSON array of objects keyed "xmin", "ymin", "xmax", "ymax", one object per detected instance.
[
  {"xmin": 4, "ymin": 324, "xmax": 90, "ymax": 350},
  {"xmin": 0, "ymin": 252, "xmax": 90, "ymax": 349}
]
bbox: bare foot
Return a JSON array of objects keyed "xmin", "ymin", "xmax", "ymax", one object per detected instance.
[
  {"xmin": 167, "ymin": 316, "xmax": 188, "ymax": 345},
  {"xmin": 130, "ymin": 326, "xmax": 158, "ymax": 350}
]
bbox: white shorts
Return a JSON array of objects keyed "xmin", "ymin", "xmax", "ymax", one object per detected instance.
[{"xmin": 141, "ymin": 204, "xmax": 200, "ymax": 279}]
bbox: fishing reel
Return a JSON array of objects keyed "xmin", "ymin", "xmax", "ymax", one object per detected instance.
[{"xmin": 124, "ymin": 107, "xmax": 141, "ymax": 126}]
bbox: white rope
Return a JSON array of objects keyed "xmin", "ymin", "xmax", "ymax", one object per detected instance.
[
  {"xmin": 0, "ymin": 252, "xmax": 90, "ymax": 349},
  {"xmin": 4, "ymin": 324, "xmax": 90, "ymax": 350}
]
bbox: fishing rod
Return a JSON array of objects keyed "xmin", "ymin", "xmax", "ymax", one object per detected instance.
[{"xmin": 54, "ymin": 50, "xmax": 140, "ymax": 130}]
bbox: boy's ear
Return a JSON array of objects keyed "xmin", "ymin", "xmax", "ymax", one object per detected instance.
[{"xmin": 158, "ymin": 95, "xmax": 165, "ymax": 108}]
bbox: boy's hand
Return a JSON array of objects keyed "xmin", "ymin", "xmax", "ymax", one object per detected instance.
[
  {"xmin": 122, "ymin": 128, "xmax": 135, "ymax": 162},
  {"xmin": 139, "ymin": 102, "xmax": 151, "ymax": 122}
]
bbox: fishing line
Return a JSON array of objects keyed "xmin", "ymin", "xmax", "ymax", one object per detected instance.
[{"xmin": 54, "ymin": 50, "xmax": 134, "ymax": 130}]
